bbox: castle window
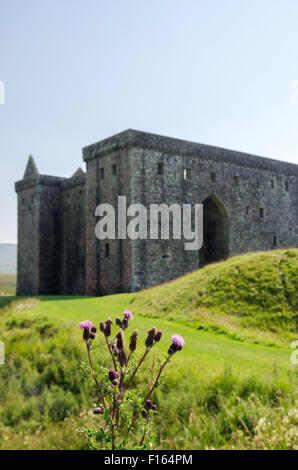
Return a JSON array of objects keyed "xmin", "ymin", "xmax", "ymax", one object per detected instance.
[
  {"xmin": 184, "ymin": 168, "xmax": 191, "ymax": 180},
  {"xmin": 22, "ymin": 198, "xmax": 25, "ymax": 206},
  {"xmin": 105, "ymin": 243, "xmax": 109, "ymax": 258},
  {"xmin": 234, "ymin": 176, "xmax": 239, "ymax": 186},
  {"xmin": 100, "ymin": 168, "xmax": 104, "ymax": 179},
  {"xmin": 273, "ymin": 236, "xmax": 277, "ymax": 247},
  {"xmin": 211, "ymin": 172, "xmax": 216, "ymax": 183},
  {"xmin": 112, "ymin": 164, "xmax": 117, "ymax": 175},
  {"xmin": 271, "ymin": 179, "xmax": 274, "ymax": 188},
  {"xmin": 157, "ymin": 162, "xmax": 164, "ymax": 175},
  {"xmin": 285, "ymin": 181, "xmax": 289, "ymax": 191},
  {"xmin": 259, "ymin": 208, "xmax": 264, "ymax": 218},
  {"xmin": 246, "ymin": 206, "xmax": 249, "ymax": 215},
  {"xmin": 31, "ymin": 194, "xmax": 35, "ymax": 203},
  {"xmin": 257, "ymin": 181, "xmax": 260, "ymax": 188}
]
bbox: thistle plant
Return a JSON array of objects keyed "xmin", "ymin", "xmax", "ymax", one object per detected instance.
[{"xmin": 77, "ymin": 313, "xmax": 184, "ymax": 450}]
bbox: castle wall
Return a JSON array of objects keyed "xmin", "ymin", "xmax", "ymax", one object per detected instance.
[
  {"xmin": 60, "ymin": 175, "xmax": 86, "ymax": 295},
  {"xmin": 15, "ymin": 175, "xmax": 64, "ymax": 295},
  {"xmin": 16, "ymin": 181, "xmax": 40, "ymax": 295},
  {"xmin": 128, "ymin": 143, "xmax": 298, "ymax": 291},
  {"xmin": 84, "ymin": 146, "xmax": 132, "ymax": 295}
]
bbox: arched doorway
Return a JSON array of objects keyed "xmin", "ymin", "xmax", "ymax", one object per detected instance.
[{"xmin": 200, "ymin": 195, "xmax": 228, "ymax": 267}]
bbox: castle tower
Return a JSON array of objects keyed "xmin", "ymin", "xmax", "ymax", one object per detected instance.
[{"xmin": 15, "ymin": 156, "xmax": 65, "ymax": 294}]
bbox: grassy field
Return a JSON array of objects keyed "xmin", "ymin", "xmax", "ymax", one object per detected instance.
[
  {"xmin": 0, "ymin": 274, "xmax": 16, "ymax": 296},
  {"xmin": 0, "ymin": 250, "xmax": 297, "ymax": 450}
]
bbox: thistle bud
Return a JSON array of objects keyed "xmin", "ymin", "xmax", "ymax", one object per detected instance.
[
  {"xmin": 116, "ymin": 329, "xmax": 124, "ymax": 350},
  {"xmin": 83, "ymin": 328, "xmax": 90, "ymax": 341},
  {"xmin": 122, "ymin": 317, "xmax": 128, "ymax": 330},
  {"xmin": 151, "ymin": 404, "xmax": 157, "ymax": 410},
  {"xmin": 116, "ymin": 317, "xmax": 122, "ymax": 326},
  {"xmin": 145, "ymin": 399, "xmax": 153, "ymax": 410},
  {"xmin": 104, "ymin": 318, "xmax": 113, "ymax": 337},
  {"xmin": 89, "ymin": 332, "xmax": 96, "ymax": 340},
  {"xmin": 112, "ymin": 379, "xmax": 119, "ymax": 386},
  {"xmin": 111, "ymin": 344, "xmax": 119, "ymax": 356},
  {"xmin": 109, "ymin": 369, "xmax": 117, "ymax": 382},
  {"xmin": 129, "ymin": 329, "xmax": 138, "ymax": 352},
  {"xmin": 154, "ymin": 330, "xmax": 162, "ymax": 342},
  {"xmin": 100, "ymin": 322, "xmax": 105, "ymax": 332},
  {"xmin": 91, "ymin": 326, "xmax": 97, "ymax": 333},
  {"xmin": 145, "ymin": 327, "xmax": 156, "ymax": 348},
  {"xmin": 118, "ymin": 349, "xmax": 127, "ymax": 367}
]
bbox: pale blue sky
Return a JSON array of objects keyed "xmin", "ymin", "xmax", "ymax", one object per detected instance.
[{"xmin": 1, "ymin": 0, "xmax": 298, "ymax": 242}]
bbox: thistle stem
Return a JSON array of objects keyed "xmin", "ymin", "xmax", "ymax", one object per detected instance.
[
  {"xmin": 105, "ymin": 336, "xmax": 118, "ymax": 371},
  {"xmin": 122, "ymin": 356, "xmax": 170, "ymax": 445},
  {"xmin": 86, "ymin": 343, "xmax": 106, "ymax": 410},
  {"xmin": 126, "ymin": 348, "xmax": 150, "ymax": 388},
  {"xmin": 140, "ymin": 412, "xmax": 150, "ymax": 447}
]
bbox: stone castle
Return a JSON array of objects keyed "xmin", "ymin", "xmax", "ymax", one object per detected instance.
[{"xmin": 15, "ymin": 129, "xmax": 298, "ymax": 296}]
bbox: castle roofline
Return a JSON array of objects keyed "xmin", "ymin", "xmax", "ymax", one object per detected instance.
[
  {"xmin": 82, "ymin": 129, "xmax": 298, "ymax": 176},
  {"xmin": 15, "ymin": 174, "xmax": 66, "ymax": 193}
]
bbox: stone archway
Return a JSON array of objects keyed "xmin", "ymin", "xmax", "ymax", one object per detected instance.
[{"xmin": 200, "ymin": 195, "xmax": 229, "ymax": 267}]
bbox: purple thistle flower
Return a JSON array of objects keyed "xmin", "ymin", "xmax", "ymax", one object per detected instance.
[
  {"xmin": 92, "ymin": 407, "xmax": 103, "ymax": 415},
  {"xmin": 171, "ymin": 334, "xmax": 184, "ymax": 349},
  {"xmin": 123, "ymin": 310, "xmax": 133, "ymax": 320},
  {"xmin": 168, "ymin": 334, "xmax": 184, "ymax": 354},
  {"xmin": 80, "ymin": 320, "xmax": 92, "ymax": 330}
]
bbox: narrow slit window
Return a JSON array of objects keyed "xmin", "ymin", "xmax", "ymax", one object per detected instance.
[
  {"xmin": 257, "ymin": 181, "xmax": 260, "ymax": 188},
  {"xmin": 246, "ymin": 206, "xmax": 249, "ymax": 215},
  {"xmin": 234, "ymin": 176, "xmax": 239, "ymax": 186},
  {"xmin": 105, "ymin": 243, "xmax": 109, "ymax": 258},
  {"xmin": 112, "ymin": 164, "xmax": 117, "ymax": 175},
  {"xmin": 100, "ymin": 168, "xmax": 104, "ymax": 179},
  {"xmin": 184, "ymin": 168, "xmax": 191, "ymax": 180},
  {"xmin": 157, "ymin": 162, "xmax": 164, "ymax": 175},
  {"xmin": 271, "ymin": 180, "xmax": 274, "ymax": 188},
  {"xmin": 211, "ymin": 172, "xmax": 216, "ymax": 183},
  {"xmin": 259, "ymin": 208, "xmax": 264, "ymax": 218},
  {"xmin": 273, "ymin": 236, "xmax": 277, "ymax": 247},
  {"xmin": 285, "ymin": 181, "xmax": 289, "ymax": 191}
]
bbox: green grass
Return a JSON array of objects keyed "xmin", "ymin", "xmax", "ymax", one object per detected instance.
[
  {"xmin": 0, "ymin": 274, "xmax": 16, "ymax": 296},
  {"xmin": 0, "ymin": 249, "xmax": 297, "ymax": 449}
]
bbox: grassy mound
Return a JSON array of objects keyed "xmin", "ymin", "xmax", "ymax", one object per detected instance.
[{"xmin": 131, "ymin": 249, "xmax": 298, "ymax": 341}]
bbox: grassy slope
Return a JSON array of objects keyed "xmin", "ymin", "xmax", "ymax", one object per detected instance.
[
  {"xmin": 0, "ymin": 249, "xmax": 297, "ymax": 449},
  {"xmin": 131, "ymin": 249, "xmax": 298, "ymax": 343}
]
